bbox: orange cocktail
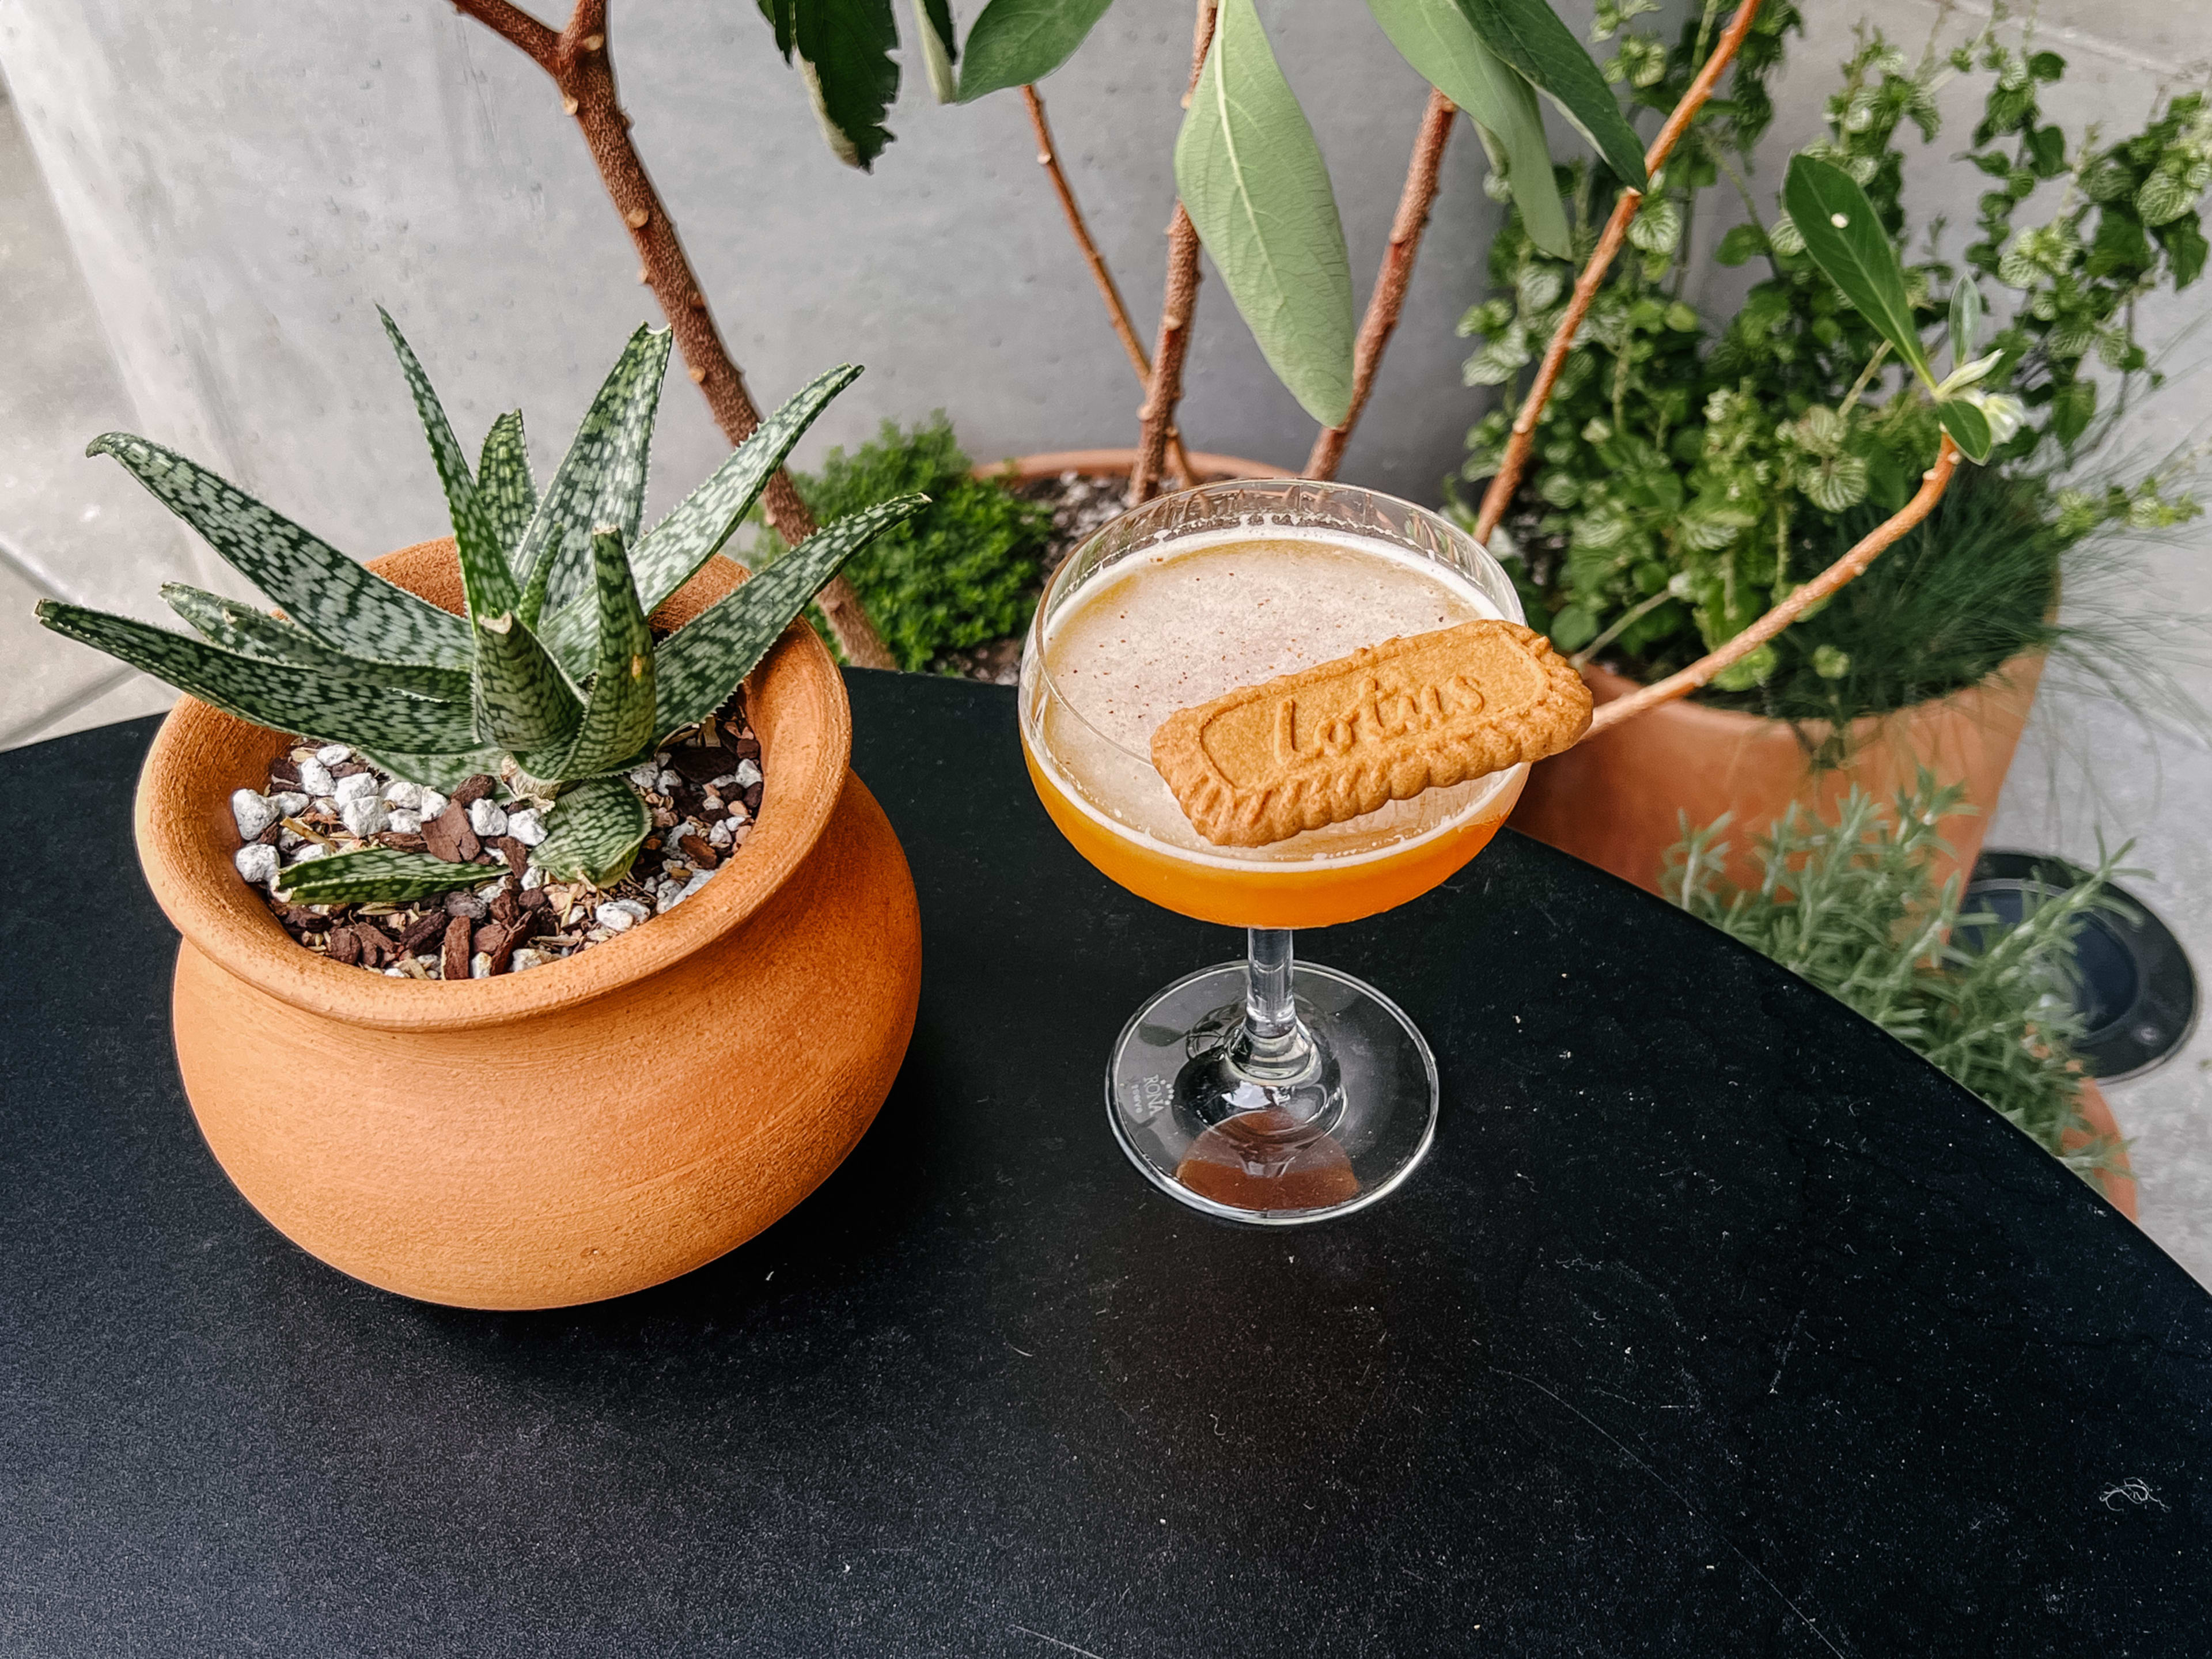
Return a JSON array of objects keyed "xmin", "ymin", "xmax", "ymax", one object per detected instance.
[
  {"xmin": 1018, "ymin": 524, "xmax": 1526, "ymax": 930},
  {"xmin": 1017, "ymin": 480, "xmax": 1532, "ymax": 1226}
]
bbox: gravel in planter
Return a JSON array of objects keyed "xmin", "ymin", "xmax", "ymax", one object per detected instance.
[{"xmin": 230, "ymin": 695, "xmax": 763, "ymax": 978}]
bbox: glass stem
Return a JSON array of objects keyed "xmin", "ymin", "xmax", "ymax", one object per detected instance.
[{"xmin": 1241, "ymin": 927, "xmax": 1309, "ymax": 1077}]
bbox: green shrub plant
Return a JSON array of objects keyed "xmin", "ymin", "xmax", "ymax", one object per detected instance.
[{"xmin": 1455, "ymin": 6, "xmax": 2209, "ymax": 724}]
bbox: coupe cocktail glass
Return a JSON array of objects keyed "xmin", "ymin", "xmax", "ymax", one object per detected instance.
[{"xmin": 1018, "ymin": 480, "xmax": 1528, "ymax": 1224}]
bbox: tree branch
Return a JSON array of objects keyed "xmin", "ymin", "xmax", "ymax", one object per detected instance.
[
  {"xmin": 1021, "ymin": 85, "xmax": 1196, "ymax": 491},
  {"xmin": 450, "ymin": 0, "xmax": 894, "ymax": 668},
  {"xmin": 1305, "ymin": 88, "xmax": 1455, "ymax": 481},
  {"xmin": 1472, "ymin": 0, "xmax": 1765, "ymax": 544},
  {"xmin": 1585, "ymin": 435, "xmax": 1959, "ymax": 736},
  {"xmin": 1128, "ymin": 0, "xmax": 1219, "ymax": 507}
]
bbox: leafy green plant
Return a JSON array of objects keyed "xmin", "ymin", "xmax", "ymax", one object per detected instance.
[
  {"xmin": 1664, "ymin": 775, "xmax": 2127, "ymax": 1183},
  {"xmin": 35, "ymin": 317, "xmax": 923, "ymax": 902},
  {"xmin": 755, "ymin": 416, "xmax": 1056, "ymax": 672},
  {"xmin": 1456, "ymin": 13, "xmax": 2209, "ymax": 712}
]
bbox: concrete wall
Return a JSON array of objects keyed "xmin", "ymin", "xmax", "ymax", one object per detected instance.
[{"xmin": 0, "ymin": 0, "xmax": 1510, "ymax": 565}]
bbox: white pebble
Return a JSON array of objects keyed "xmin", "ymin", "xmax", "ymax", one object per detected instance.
[
  {"xmin": 297, "ymin": 757, "xmax": 336, "ymax": 797},
  {"xmin": 339, "ymin": 796, "xmax": 389, "ymax": 838},
  {"xmin": 234, "ymin": 843, "xmax": 281, "ymax": 887},
  {"xmin": 707, "ymin": 772, "xmax": 740, "ymax": 791},
  {"xmin": 315, "ymin": 743, "xmax": 351, "ymax": 766},
  {"xmin": 504, "ymin": 806, "xmax": 546, "ymax": 847},
  {"xmin": 467, "ymin": 797, "xmax": 509, "ymax": 838},
  {"xmin": 270, "ymin": 791, "xmax": 309, "ymax": 819},
  {"xmin": 707, "ymin": 820, "xmax": 733, "ymax": 848},
  {"xmin": 477, "ymin": 876, "xmax": 511, "ymax": 899},
  {"xmin": 657, "ymin": 768, "xmax": 683, "ymax": 794},
  {"xmin": 509, "ymin": 948, "xmax": 546, "ymax": 973},
  {"xmin": 469, "ymin": 952, "xmax": 493, "ymax": 979},
  {"xmin": 733, "ymin": 759, "xmax": 762, "ymax": 789},
  {"xmin": 520, "ymin": 863, "xmax": 547, "ymax": 891},
  {"xmin": 287, "ymin": 844, "xmax": 328, "ymax": 866},
  {"xmin": 661, "ymin": 869, "xmax": 714, "ymax": 912},
  {"xmin": 231, "ymin": 789, "xmax": 279, "ymax": 842},
  {"xmin": 384, "ymin": 965, "xmax": 407, "ymax": 978},
  {"xmin": 278, "ymin": 828, "xmax": 308, "ymax": 852},
  {"xmin": 384, "ymin": 780, "xmax": 422, "ymax": 810},
  {"xmin": 388, "ymin": 810, "xmax": 422, "ymax": 835},
  {"xmin": 416, "ymin": 790, "xmax": 448, "ymax": 820},
  {"xmin": 625, "ymin": 762, "xmax": 660, "ymax": 790},
  {"xmin": 333, "ymin": 771, "xmax": 380, "ymax": 806},
  {"xmin": 594, "ymin": 898, "xmax": 651, "ymax": 932}
]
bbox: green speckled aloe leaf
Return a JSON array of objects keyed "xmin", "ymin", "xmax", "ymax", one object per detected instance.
[
  {"xmin": 540, "ymin": 528, "xmax": 656, "ymax": 778},
  {"xmin": 279, "ymin": 848, "xmax": 493, "ymax": 906},
  {"xmin": 379, "ymin": 308, "xmax": 517, "ymax": 624},
  {"xmin": 477, "ymin": 411, "xmax": 537, "ymax": 562},
  {"xmin": 161, "ymin": 584, "xmax": 472, "ymax": 702},
  {"xmin": 515, "ymin": 325, "xmax": 673, "ymax": 631},
  {"xmin": 630, "ymin": 362, "xmax": 863, "ymax": 614},
  {"xmin": 355, "ymin": 744, "xmax": 507, "ymax": 794},
  {"xmin": 37, "ymin": 601, "xmax": 478, "ymax": 753},
  {"xmin": 533, "ymin": 774, "xmax": 652, "ymax": 886},
  {"xmin": 469, "ymin": 608, "xmax": 582, "ymax": 756},
  {"xmin": 650, "ymin": 493, "xmax": 927, "ymax": 742},
  {"xmin": 89, "ymin": 434, "xmax": 472, "ymax": 670}
]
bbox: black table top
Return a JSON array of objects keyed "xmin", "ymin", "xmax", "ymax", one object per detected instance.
[{"xmin": 5, "ymin": 671, "xmax": 2209, "ymax": 1657}]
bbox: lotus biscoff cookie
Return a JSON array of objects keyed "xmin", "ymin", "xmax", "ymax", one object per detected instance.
[{"xmin": 1149, "ymin": 619, "xmax": 1592, "ymax": 847}]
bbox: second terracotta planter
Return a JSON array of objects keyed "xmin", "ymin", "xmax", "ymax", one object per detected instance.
[{"xmin": 1510, "ymin": 653, "xmax": 2047, "ymax": 898}]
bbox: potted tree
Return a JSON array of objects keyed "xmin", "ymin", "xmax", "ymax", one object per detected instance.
[
  {"xmin": 35, "ymin": 318, "xmax": 927, "ymax": 1310},
  {"xmin": 1456, "ymin": 13, "xmax": 2209, "ymax": 893}
]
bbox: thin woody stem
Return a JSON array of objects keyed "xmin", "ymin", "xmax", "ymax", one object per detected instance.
[
  {"xmin": 1306, "ymin": 88, "xmax": 1456, "ymax": 481},
  {"xmin": 1021, "ymin": 85, "xmax": 1198, "ymax": 490},
  {"xmin": 448, "ymin": 0, "xmax": 895, "ymax": 668},
  {"xmin": 1586, "ymin": 435, "xmax": 1960, "ymax": 735},
  {"xmin": 1473, "ymin": 0, "xmax": 1765, "ymax": 544},
  {"xmin": 1129, "ymin": 0, "xmax": 1220, "ymax": 507}
]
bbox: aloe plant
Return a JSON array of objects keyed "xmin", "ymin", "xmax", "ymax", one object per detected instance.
[{"xmin": 36, "ymin": 315, "xmax": 924, "ymax": 904}]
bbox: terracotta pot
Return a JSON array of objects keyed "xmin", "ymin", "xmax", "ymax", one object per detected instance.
[
  {"xmin": 1511, "ymin": 653, "xmax": 2047, "ymax": 898},
  {"xmin": 974, "ymin": 447, "xmax": 1295, "ymax": 487},
  {"xmin": 135, "ymin": 540, "xmax": 922, "ymax": 1310},
  {"xmin": 2070, "ymin": 1080, "xmax": 2138, "ymax": 1222}
]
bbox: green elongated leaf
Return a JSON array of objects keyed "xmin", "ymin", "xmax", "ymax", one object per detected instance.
[
  {"xmin": 356, "ymin": 744, "xmax": 506, "ymax": 794},
  {"xmin": 634, "ymin": 364, "xmax": 862, "ymax": 612},
  {"xmin": 470, "ymin": 608, "xmax": 581, "ymax": 755},
  {"xmin": 478, "ymin": 411, "xmax": 537, "ymax": 564},
  {"xmin": 956, "ymin": 0, "xmax": 1115, "ymax": 101},
  {"xmin": 37, "ymin": 601, "xmax": 478, "ymax": 753},
  {"xmin": 378, "ymin": 308, "xmax": 517, "ymax": 623},
  {"xmin": 1938, "ymin": 397, "xmax": 1994, "ymax": 463},
  {"xmin": 652, "ymin": 494, "xmax": 928, "ymax": 741},
  {"xmin": 1948, "ymin": 275, "xmax": 1983, "ymax": 367},
  {"xmin": 278, "ymin": 848, "xmax": 491, "ymax": 906},
  {"xmin": 1365, "ymin": 0, "xmax": 1569, "ymax": 258},
  {"xmin": 914, "ymin": 0, "xmax": 958, "ymax": 101},
  {"xmin": 534, "ymin": 775, "xmax": 652, "ymax": 887},
  {"xmin": 543, "ymin": 528, "xmax": 656, "ymax": 778},
  {"xmin": 758, "ymin": 0, "xmax": 901, "ymax": 170},
  {"xmin": 1783, "ymin": 155, "xmax": 1933, "ymax": 384},
  {"xmin": 89, "ymin": 434, "xmax": 472, "ymax": 670},
  {"xmin": 515, "ymin": 325, "xmax": 672, "ymax": 629},
  {"xmin": 1454, "ymin": 0, "xmax": 1646, "ymax": 191},
  {"xmin": 161, "ymin": 584, "xmax": 472, "ymax": 702},
  {"xmin": 1175, "ymin": 0, "xmax": 1355, "ymax": 428}
]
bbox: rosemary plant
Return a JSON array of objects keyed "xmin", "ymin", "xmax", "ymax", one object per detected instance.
[
  {"xmin": 36, "ymin": 316, "xmax": 923, "ymax": 904},
  {"xmin": 1664, "ymin": 774, "xmax": 2128, "ymax": 1183}
]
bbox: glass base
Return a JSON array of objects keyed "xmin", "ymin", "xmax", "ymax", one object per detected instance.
[{"xmin": 1107, "ymin": 961, "xmax": 1439, "ymax": 1225}]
